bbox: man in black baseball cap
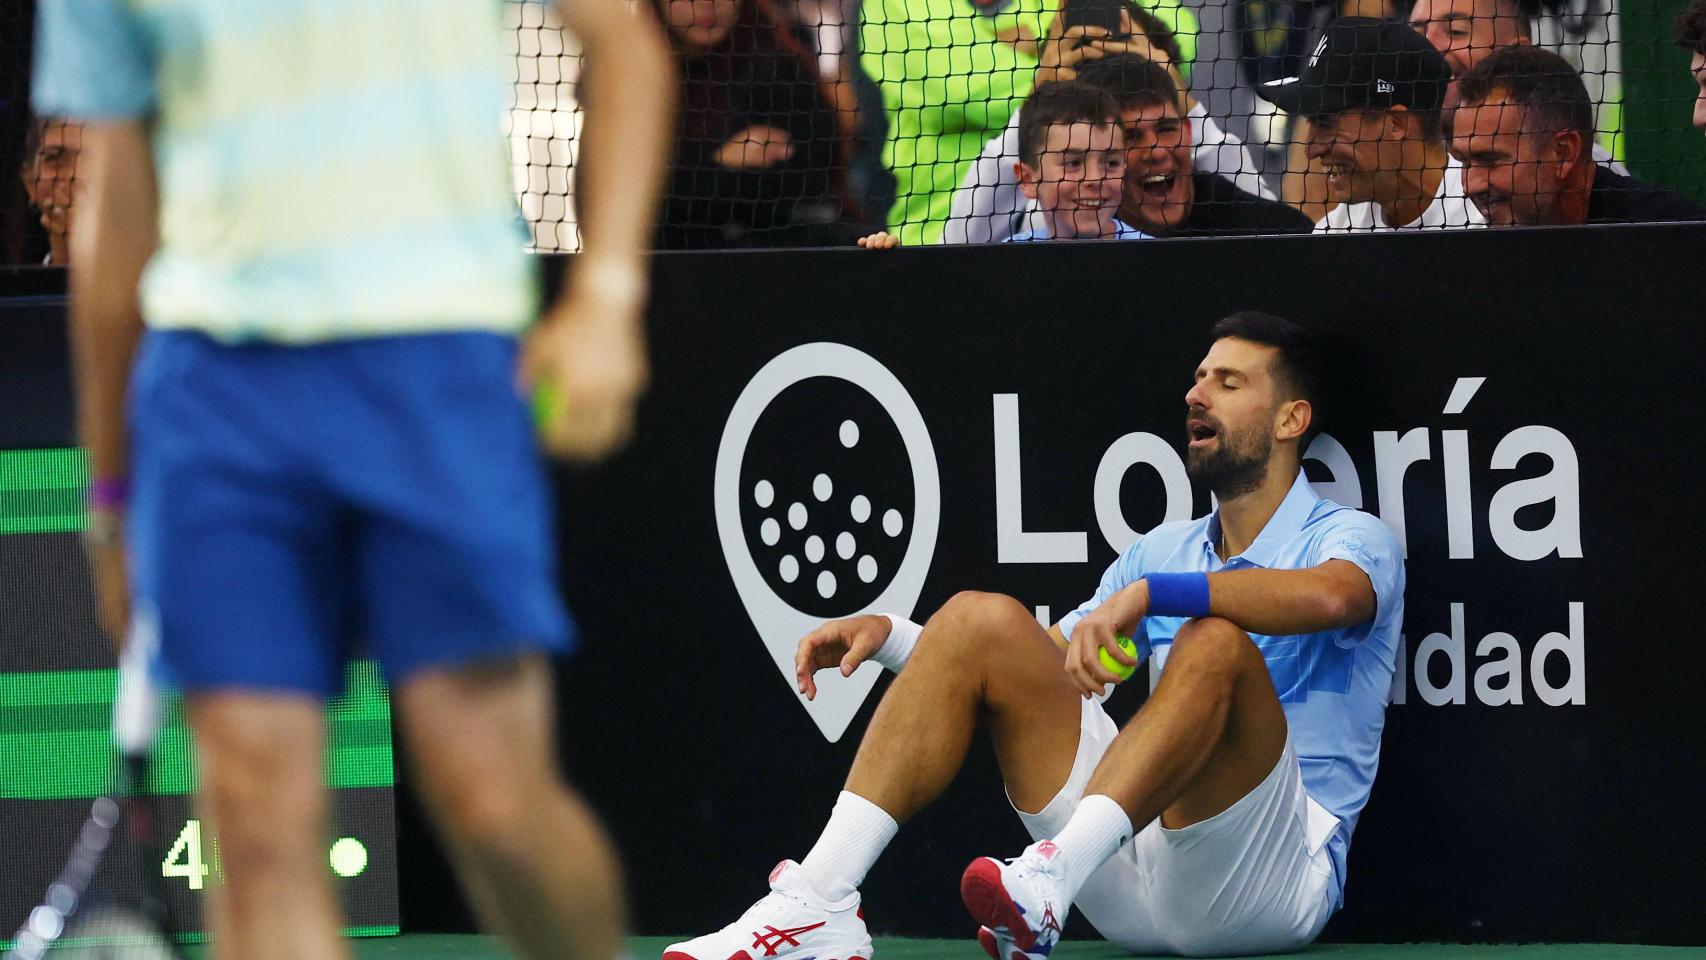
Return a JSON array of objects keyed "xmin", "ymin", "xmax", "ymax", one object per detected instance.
[{"xmin": 1257, "ymin": 17, "xmax": 1484, "ymax": 232}]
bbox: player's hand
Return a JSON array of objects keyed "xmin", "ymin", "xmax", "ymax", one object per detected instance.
[
  {"xmin": 1063, "ymin": 589, "xmax": 1144, "ymax": 697},
  {"xmin": 856, "ymin": 231, "xmax": 900, "ymax": 250},
  {"xmin": 520, "ymin": 282, "xmax": 651, "ymax": 463},
  {"xmin": 84, "ymin": 512, "xmax": 131, "ymax": 651},
  {"xmin": 794, "ymin": 614, "xmax": 890, "ymax": 701}
]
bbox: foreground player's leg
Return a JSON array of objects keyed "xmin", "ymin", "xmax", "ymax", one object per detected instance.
[
  {"xmin": 962, "ymin": 616, "xmax": 1287, "ymax": 959},
  {"xmin": 666, "ymin": 592, "xmax": 1083, "ymax": 960},
  {"xmin": 398, "ymin": 655, "xmax": 626, "ymax": 960},
  {"xmin": 187, "ymin": 693, "xmax": 350, "ymax": 960}
]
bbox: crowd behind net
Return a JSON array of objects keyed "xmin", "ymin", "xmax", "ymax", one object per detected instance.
[{"xmin": 5, "ymin": 0, "xmax": 1705, "ymax": 262}]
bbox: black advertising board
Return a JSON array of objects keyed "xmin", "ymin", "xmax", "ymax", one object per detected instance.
[{"xmin": 5, "ymin": 223, "xmax": 1703, "ymax": 945}]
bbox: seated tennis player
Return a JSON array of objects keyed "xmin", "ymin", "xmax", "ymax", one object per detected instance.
[{"xmin": 666, "ymin": 311, "xmax": 1405, "ymax": 958}]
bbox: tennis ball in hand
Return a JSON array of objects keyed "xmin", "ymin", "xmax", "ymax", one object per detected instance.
[
  {"xmin": 1098, "ymin": 634, "xmax": 1139, "ymax": 683},
  {"xmin": 532, "ymin": 379, "xmax": 563, "ymax": 432}
]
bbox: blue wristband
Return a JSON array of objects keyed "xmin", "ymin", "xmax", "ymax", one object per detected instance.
[{"xmin": 1145, "ymin": 572, "xmax": 1211, "ymax": 618}]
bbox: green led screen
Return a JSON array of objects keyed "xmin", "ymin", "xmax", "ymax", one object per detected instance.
[{"xmin": 0, "ymin": 447, "xmax": 401, "ymax": 945}]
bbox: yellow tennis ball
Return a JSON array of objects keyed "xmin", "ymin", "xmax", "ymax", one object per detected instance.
[
  {"xmin": 532, "ymin": 379, "xmax": 563, "ymax": 432},
  {"xmin": 1098, "ymin": 634, "xmax": 1139, "ymax": 683}
]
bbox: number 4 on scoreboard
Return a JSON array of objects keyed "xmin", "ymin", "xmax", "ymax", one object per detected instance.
[{"xmin": 163, "ymin": 818, "xmax": 211, "ymax": 890}]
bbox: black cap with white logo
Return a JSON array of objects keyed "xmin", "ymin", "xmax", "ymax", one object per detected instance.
[{"xmin": 1256, "ymin": 17, "xmax": 1453, "ymax": 117}]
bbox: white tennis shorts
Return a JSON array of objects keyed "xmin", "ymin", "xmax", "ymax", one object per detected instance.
[{"xmin": 1011, "ymin": 698, "xmax": 1341, "ymax": 957}]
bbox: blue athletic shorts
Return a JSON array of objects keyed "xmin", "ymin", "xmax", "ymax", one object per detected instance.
[{"xmin": 126, "ymin": 330, "xmax": 574, "ymax": 697}]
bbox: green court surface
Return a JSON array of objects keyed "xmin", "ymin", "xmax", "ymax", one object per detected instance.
[{"xmin": 176, "ymin": 936, "xmax": 1701, "ymax": 959}]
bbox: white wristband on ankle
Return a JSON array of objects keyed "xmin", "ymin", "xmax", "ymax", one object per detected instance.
[{"xmin": 872, "ymin": 614, "xmax": 923, "ymax": 673}]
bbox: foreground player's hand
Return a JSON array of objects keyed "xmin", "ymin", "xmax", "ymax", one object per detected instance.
[
  {"xmin": 794, "ymin": 614, "xmax": 890, "ymax": 701},
  {"xmin": 1065, "ymin": 608, "xmax": 1139, "ymax": 697},
  {"xmin": 521, "ymin": 286, "xmax": 651, "ymax": 463},
  {"xmin": 84, "ymin": 511, "xmax": 130, "ymax": 650}
]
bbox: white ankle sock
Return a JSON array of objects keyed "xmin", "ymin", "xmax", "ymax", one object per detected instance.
[
  {"xmin": 798, "ymin": 791, "xmax": 899, "ymax": 902},
  {"xmin": 1049, "ymin": 794, "xmax": 1133, "ymax": 901}
]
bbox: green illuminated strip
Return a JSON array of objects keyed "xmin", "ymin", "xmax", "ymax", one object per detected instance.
[
  {"xmin": 0, "ymin": 661, "xmax": 395, "ymax": 799},
  {"xmin": 0, "ymin": 925, "xmax": 399, "ymax": 950},
  {"xmin": 346, "ymin": 926, "xmax": 401, "ymax": 938},
  {"xmin": 0, "ymin": 447, "xmax": 86, "ymax": 535}
]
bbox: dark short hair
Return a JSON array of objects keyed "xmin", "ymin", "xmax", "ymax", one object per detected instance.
[
  {"xmin": 1456, "ymin": 45, "xmax": 1595, "ymax": 150},
  {"xmin": 1209, "ymin": 311, "xmax": 1323, "ymax": 413},
  {"xmin": 1017, "ymin": 81, "xmax": 1122, "ymax": 168},
  {"xmin": 1678, "ymin": 0, "xmax": 1706, "ymax": 54},
  {"xmin": 1121, "ymin": 2, "xmax": 1186, "ymax": 67},
  {"xmin": 1074, "ymin": 55, "xmax": 1184, "ymax": 114}
]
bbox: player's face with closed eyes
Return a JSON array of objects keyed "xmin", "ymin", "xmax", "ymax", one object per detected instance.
[{"xmin": 1183, "ymin": 338, "xmax": 1285, "ymax": 496}]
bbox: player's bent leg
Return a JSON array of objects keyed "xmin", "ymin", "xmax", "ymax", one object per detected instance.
[
  {"xmin": 668, "ymin": 593, "xmax": 1084, "ymax": 960},
  {"xmin": 961, "ymin": 617, "xmax": 1290, "ymax": 960},
  {"xmin": 1086, "ymin": 615, "xmax": 1287, "ymax": 831},
  {"xmin": 186, "ymin": 691, "xmax": 349, "ymax": 960},
  {"xmin": 396, "ymin": 654, "xmax": 626, "ymax": 960},
  {"xmin": 846, "ymin": 591, "xmax": 1084, "ymax": 820}
]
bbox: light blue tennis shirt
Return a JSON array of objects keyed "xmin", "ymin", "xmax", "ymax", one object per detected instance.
[
  {"xmin": 1007, "ymin": 220, "xmax": 1151, "ymax": 242},
  {"xmin": 33, "ymin": 0, "xmax": 536, "ymax": 343},
  {"xmin": 1059, "ymin": 470, "xmax": 1405, "ymax": 907}
]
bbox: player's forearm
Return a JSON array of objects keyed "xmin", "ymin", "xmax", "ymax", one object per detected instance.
[
  {"xmin": 70, "ymin": 123, "xmax": 157, "ymax": 484},
  {"xmin": 1198, "ymin": 565, "xmax": 1373, "ymax": 634},
  {"xmin": 558, "ymin": 0, "xmax": 675, "ymax": 308},
  {"xmin": 1100, "ymin": 563, "xmax": 1373, "ymax": 638}
]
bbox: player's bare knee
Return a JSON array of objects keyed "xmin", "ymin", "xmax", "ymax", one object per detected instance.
[
  {"xmin": 925, "ymin": 591, "xmax": 1037, "ymax": 659},
  {"xmin": 1169, "ymin": 616, "xmax": 1262, "ymax": 681}
]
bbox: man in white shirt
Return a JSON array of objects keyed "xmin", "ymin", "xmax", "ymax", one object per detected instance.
[{"xmin": 1258, "ymin": 18, "xmax": 1484, "ymax": 233}]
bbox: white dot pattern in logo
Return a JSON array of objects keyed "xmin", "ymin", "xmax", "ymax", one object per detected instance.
[
  {"xmin": 714, "ymin": 343, "xmax": 940, "ymax": 743},
  {"xmin": 738, "ymin": 393, "xmax": 914, "ymax": 616}
]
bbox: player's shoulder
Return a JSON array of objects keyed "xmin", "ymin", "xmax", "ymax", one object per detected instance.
[{"xmin": 1303, "ymin": 498, "xmax": 1400, "ymax": 553}]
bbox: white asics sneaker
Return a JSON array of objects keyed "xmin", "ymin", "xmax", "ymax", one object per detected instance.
[
  {"xmin": 663, "ymin": 860, "xmax": 873, "ymax": 960},
  {"xmin": 960, "ymin": 840, "xmax": 1069, "ymax": 960}
]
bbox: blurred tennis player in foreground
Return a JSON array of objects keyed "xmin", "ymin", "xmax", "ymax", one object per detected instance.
[{"xmin": 33, "ymin": 2, "xmax": 673, "ymax": 958}]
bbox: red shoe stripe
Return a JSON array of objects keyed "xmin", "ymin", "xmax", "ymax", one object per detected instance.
[
  {"xmin": 751, "ymin": 921, "xmax": 828, "ymax": 956},
  {"xmin": 976, "ymin": 927, "xmax": 1001, "ymax": 960},
  {"xmin": 960, "ymin": 858, "xmax": 1038, "ymax": 953}
]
